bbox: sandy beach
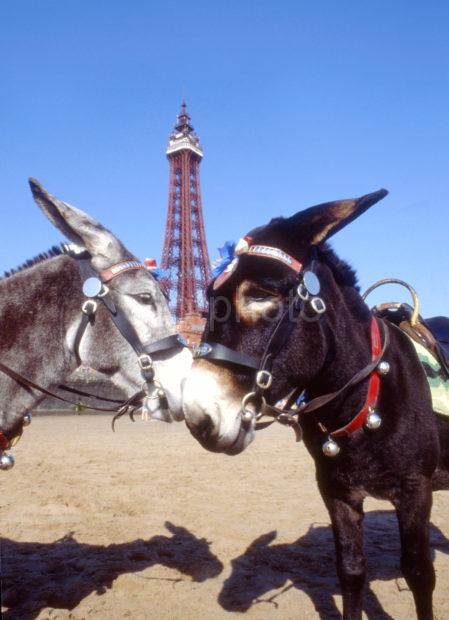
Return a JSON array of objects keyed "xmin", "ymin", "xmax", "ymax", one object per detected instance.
[{"xmin": 2, "ymin": 413, "xmax": 449, "ymax": 620}]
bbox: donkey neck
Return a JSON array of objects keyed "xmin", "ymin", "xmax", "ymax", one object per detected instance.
[
  {"xmin": 305, "ymin": 286, "xmax": 374, "ymax": 424},
  {"xmin": 0, "ymin": 255, "xmax": 84, "ymax": 411}
]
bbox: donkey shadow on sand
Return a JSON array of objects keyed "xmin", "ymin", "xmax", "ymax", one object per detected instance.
[
  {"xmin": 219, "ymin": 510, "xmax": 449, "ymax": 620},
  {"xmin": 2, "ymin": 521, "xmax": 223, "ymax": 620}
]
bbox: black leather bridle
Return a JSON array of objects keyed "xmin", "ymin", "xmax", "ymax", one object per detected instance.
[
  {"xmin": 194, "ymin": 243, "xmax": 326, "ymax": 439},
  {"xmin": 66, "ymin": 245, "xmax": 187, "ymax": 427}
]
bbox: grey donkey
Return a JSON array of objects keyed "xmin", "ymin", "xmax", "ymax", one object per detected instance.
[{"xmin": 0, "ymin": 179, "xmax": 192, "ymax": 466}]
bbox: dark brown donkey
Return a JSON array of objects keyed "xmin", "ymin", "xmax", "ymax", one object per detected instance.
[{"xmin": 182, "ymin": 189, "xmax": 449, "ymax": 620}]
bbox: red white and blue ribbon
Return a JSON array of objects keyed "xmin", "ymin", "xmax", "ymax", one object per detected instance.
[{"xmin": 211, "ymin": 241, "xmax": 237, "ymax": 279}]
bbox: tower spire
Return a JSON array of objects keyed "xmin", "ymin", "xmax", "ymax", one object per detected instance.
[
  {"xmin": 175, "ymin": 100, "xmax": 193, "ymax": 133},
  {"xmin": 161, "ymin": 103, "xmax": 211, "ymax": 336}
]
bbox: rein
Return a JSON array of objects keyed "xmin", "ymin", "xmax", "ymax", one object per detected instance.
[
  {"xmin": 195, "ymin": 240, "xmax": 390, "ymax": 455},
  {"xmin": 0, "ymin": 359, "xmax": 142, "ymax": 415},
  {"xmin": 258, "ymin": 317, "xmax": 390, "ymax": 454},
  {"xmin": 0, "ymin": 249, "xmax": 186, "ymax": 467}
]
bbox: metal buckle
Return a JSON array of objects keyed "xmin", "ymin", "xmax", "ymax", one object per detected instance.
[
  {"xmin": 82, "ymin": 299, "xmax": 98, "ymax": 315},
  {"xmin": 97, "ymin": 285, "xmax": 110, "ymax": 298},
  {"xmin": 138, "ymin": 354, "xmax": 153, "ymax": 370},
  {"xmin": 297, "ymin": 282, "xmax": 309, "ymax": 301},
  {"xmin": 300, "ymin": 296, "xmax": 327, "ymax": 322},
  {"xmin": 310, "ymin": 297, "xmax": 326, "ymax": 315},
  {"xmin": 256, "ymin": 370, "xmax": 273, "ymax": 390},
  {"xmin": 193, "ymin": 343, "xmax": 212, "ymax": 358}
]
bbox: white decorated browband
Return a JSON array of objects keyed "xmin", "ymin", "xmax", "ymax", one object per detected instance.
[
  {"xmin": 213, "ymin": 236, "xmax": 303, "ymax": 290},
  {"xmin": 100, "ymin": 260, "xmax": 145, "ymax": 283}
]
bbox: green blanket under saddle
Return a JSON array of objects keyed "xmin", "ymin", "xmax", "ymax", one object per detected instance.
[{"xmin": 409, "ymin": 338, "xmax": 449, "ymax": 417}]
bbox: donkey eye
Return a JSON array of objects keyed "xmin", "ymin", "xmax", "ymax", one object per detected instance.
[
  {"xmin": 245, "ymin": 287, "xmax": 276, "ymax": 302},
  {"xmin": 136, "ymin": 293, "xmax": 153, "ymax": 304}
]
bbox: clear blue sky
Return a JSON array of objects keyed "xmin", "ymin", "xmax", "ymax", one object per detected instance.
[{"xmin": 1, "ymin": 1, "xmax": 448, "ymax": 314}]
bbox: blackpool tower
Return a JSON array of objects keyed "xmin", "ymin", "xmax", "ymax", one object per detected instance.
[{"xmin": 160, "ymin": 102, "xmax": 211, "ymax": 342}]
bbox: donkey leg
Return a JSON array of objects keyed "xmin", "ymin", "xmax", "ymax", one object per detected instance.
[
  {"xmin": 325, "ymin": 495, "xmax": 365, "ymax": 620},
  {"xmin": 394, "ymin": 477, "xmax": 435, "ymax": 620}
]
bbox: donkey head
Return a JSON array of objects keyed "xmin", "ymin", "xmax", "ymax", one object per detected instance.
[
  {"xmin": 30, "ymin": 179, "xmax": 192, "ymax": 420},
  {"xmin": 182, "ymin": 189, "xmax": 388, "ymax": 453}
]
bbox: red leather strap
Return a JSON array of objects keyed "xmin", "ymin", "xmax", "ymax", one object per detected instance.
[
  {"xmin": 331, "ymin": 318, "xmax": 382, "ymax": 438},
  {"xmin": 0, "ymin": 431, "xmax": 11, "ymax": 450}
]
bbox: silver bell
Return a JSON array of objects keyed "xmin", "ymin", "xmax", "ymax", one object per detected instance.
[
  {"xmin": 322, "ymin": 437, "xmax": 340, "ymax": 457},
  {"xmin": 23, "ymin": 413, "xmax": 32, "ymax": 426},
  {"xmin": 0, "ymin": 452, "xmax": 15, "ymax": 470},
  {"xmin": 377, "ymin": 361, "xmax": 390, "ymax": 376},
  {"xmin": 365, "ymin": 410, "xmax": 382, "ymax": 430}
]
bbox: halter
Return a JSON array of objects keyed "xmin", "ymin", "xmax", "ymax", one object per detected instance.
[
  {"xmin": 0, "ymin": 246, "xmax": 187, "ymax": 470},
  {"xmin": 61, "ymin": 245, "xmax": 187, "ymax": 424},
  {"xmin": 194, "ymin": 239, "xmax": 390, "ymax": 456}
]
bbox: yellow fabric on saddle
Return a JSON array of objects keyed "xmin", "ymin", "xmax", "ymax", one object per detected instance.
[{"xmin": 409, "ymin": 338, "xmax": 449, "ymax": 417}]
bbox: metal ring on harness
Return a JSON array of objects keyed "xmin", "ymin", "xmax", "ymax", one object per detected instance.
[
  {"xmin": 82, "ymin": 299, "xmax": 97, "ymax": 315},
  {"xmin": 241, "ymin": 391, "xmax": 266, "ymax": 423},
  {"xmin": 144, "ymin": 379, "xmax": 165, "ymax": 399}
]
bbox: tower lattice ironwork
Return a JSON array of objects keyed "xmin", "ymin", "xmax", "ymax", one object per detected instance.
[{"xmin": 161, "ymin": 102, "xmax": 211, "ymax": 320}]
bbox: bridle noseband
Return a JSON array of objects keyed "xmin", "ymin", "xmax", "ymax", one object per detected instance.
[{"xmin": 194, "ymin": 239, "xmax": 390, "ymax": 456}]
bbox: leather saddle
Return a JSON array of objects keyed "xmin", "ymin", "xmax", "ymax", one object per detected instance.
[{"xmin": 373, "ymin": 304, "xmax": 449, "ymax": 378}]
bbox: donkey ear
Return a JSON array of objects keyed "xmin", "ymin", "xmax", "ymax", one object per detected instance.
[
  {"xmin": 29, "ymin": 178, "xmax": 128, "ymax": 263},
  {"xmin": 289, "ymin": 188, "xmax": 388, "ymax": 246}
]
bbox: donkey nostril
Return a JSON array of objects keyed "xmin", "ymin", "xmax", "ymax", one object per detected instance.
[{"xmin": 197, "ymin": 414, "xmax": 214, "ymax": 440}]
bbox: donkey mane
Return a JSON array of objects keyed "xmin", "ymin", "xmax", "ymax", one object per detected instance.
[
  {"xmin": 2, "ymin": 245, "xmax": 63, "ymax": 280},
  {"xmin": 318, "ymin": 243, "xmax": 359, "ymax": 291}
]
